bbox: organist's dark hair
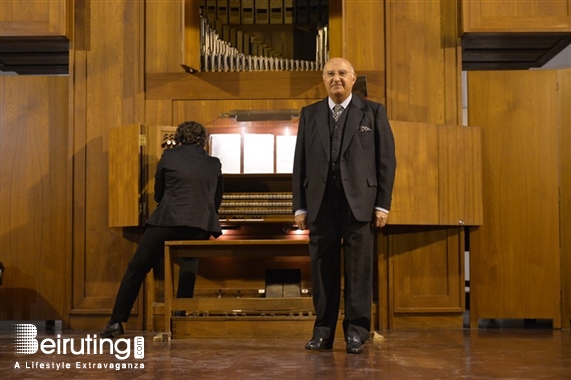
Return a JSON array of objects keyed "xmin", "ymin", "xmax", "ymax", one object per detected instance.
[{"xmin": 174, "ymin": 121, "xmax": 207, "ymax": 147}]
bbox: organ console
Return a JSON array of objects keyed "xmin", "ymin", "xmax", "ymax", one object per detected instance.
[
  {"xmin": 109, "ymin": 112, "xmax": 484, "ymax": 336},
  {"xmin": 109, "ymin": 111, "xmax": 324, "ymax": 338}
]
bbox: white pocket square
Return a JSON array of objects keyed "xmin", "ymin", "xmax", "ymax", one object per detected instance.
[{"xmin": 359, "ymin": 126, "xmax": 372, "ymax": 132}]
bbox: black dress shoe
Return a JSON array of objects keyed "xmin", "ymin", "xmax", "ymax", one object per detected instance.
[
  {"xmin": 99, "ymin": 322, "xmax": 124, "ymax": 338},
  {"xmin": 346, "ymin": 336, "xmax": 364, "ymax": 354},
  {"xmin": 305, "ymin": 337, "xmax": 333, "ymax": 351}
]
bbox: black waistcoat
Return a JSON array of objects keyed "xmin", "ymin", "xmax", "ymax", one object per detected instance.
[{"xmin": 329, "ymin": 106, "xmax": 348, "ymax": 190}]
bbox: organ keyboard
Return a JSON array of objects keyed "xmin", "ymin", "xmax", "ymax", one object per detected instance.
[{"xmin": 219, "ymin": 192, "xmax": 293, "ymax": 221}]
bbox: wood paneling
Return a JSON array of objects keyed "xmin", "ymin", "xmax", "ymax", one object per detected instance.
[
  {"xmin": 0, "ymin": 0, "xmax": 70, "ymax": 37},
  {"xmin": 182, "ymin": 0, "xmax": 200, "ymax": 71},
  {"xmin": 386, "ymin": 0, "xmax": 462, "ymax": 125},
  {"xmin": 109, "ymin": 124, "xmax": 179, "ymax": 227},
  {"xmin": 108, "ymin": 124, "xmax": 143, "ymax": 227},
  {"xmin": 468, "ymin": 70, "xmax": 561, "ymax": 328},
  {"xmin": 147, "ymin": 0, "xmax": 184, "ymax": 73},
  {"xmin": 327, "ymin": 0, "xmax": 342, "ymax": 58},
  {"xmin": 0, "ymin": 76, "xmax": 70, "ymax": 321},
  {"xmin": 462, "ymin": 0, "xmax": 571, "ymax": 33},
  {"xmin": 145, "ymin": 100, "xmax": 175, "ymax": 126},
  {"xmin": 390, "ymin": 122, "xmax": 440, "ymax": 225},
  {"xmin": 146, "ymin": 71, "xmax": 327, "ymax": 100},
  {"xmin": 389, "ymin": 121, "xmax": 483, "ymax": 226},
  {"xmin": 69, "ymin": 0, "xmax": 145, "ymax": 330},
  {"xmin": 559, "ymin": 69, "xmax": 571, "ymax": 329},
  {"xmin": 339, "ymin": 0, "xmax": 384, "ymax": 72},
  {"xmin": 387, "ymin": 226, "xmax": 464, "ymax": 329},
  {"xmin": 172, "ymin": 317, "xmax": 318, "ymax": 339},
  {"xmin": 438, "ymin": 125, "xmax": 483, "ymax": 226}
]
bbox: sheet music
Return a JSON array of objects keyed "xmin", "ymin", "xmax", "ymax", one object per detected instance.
[
  {"xmin": 209, "ymin": 134, "xmax": 241, "ymax": 174},
  {"xmin": 243, "ymin": 134, "xmax": 274, "ymax": 173},
  {"xmin": 276, "ymin": 135, "xmax": 296, "ymax": 173}
]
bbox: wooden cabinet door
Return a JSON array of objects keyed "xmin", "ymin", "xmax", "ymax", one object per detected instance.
[
  {"xmin": 462, "ymin": 0, "xmax": 571, "ymax": 32},
  {"xmin": 381, "ymin": 227, "xmax": 465, "ymax": 329},
  {"xmin": 0, "ymin": 0, "xmax": 69, "ymax": 37},
  {"xmin": 109, "ymin": 124, "xmax": 177, "ymax": 227},
  {"xmin": 389, "ymin": 121, "xmax": 483, "ymax": 226},
  {"xmin": 109, "ymin": 123, "xmax": 145, "ymax": 227},
  {"xmin": 468, "ymin": 70, "xmax": 561, "ymax": 328}
]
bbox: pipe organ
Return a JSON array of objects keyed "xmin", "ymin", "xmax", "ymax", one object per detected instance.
[{"xmin": 198, "ymin": 0, "xmax": 329, "ymax": 72}]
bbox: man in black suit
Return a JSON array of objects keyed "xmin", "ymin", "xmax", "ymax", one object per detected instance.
[
  {"xmin": 293, "ymin": 57, "xmax": 396, "ymax": 354},
  {"xmin": 100, "ymin": 121, "xmax": 224, "ymax": 338}
]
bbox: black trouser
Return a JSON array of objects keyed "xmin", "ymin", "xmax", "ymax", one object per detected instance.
[
  {"xmin": 308, "ymin": 180, "xmax": 374, "ymax": 343},
  {"xmin": 111, "ymin": 225, "xmax": 210, "ymax": 322}
]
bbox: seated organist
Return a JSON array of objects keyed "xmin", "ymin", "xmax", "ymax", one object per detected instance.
[{"xmin": 100, "ymin": 121, "xmax": 224, "ymax": 338}]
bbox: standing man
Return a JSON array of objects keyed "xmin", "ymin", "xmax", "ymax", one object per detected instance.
[{"xmin": 293, "ymin": 58, "xmax": 396, "ymax": 354}]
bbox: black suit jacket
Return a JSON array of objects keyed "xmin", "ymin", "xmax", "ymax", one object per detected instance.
[
  {"xmin": 293, "ymin": 96, "xmax": 396, "ymax": 223},
  {"xmin": 145, "ymin": 144, "xmax": 224, "ymax": 237}
]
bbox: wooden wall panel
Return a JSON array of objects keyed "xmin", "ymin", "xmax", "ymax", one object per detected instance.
[
  {"xmin": 341, "ymin": 0, "xmax": 384, "ymax": 72},
  {"xmin": 147, "ymin": 0, "xmax": 184, "ymax": 73},
  {"xmin": 108, "ymin": 124, "xmax": 143, "ymax": 227},
  {"xmin": 182, "ymin": 0, "xmax": 200, "ymax": 71},
  {"xmin": 468, "ymin": 70, "xmax": 561, "ymax": 327},
  {"xmin": 145, "ymin": 100, "xmax": 175, "ymax": 126},
  {"xmin": 438, "ymin": 125, "xmax": 483, "ymax": 226},
  {"xmin": 173, "ymin": 99, "xmax": 317, "ymax": 127},
  {"xmin": 0, "ymin": 0, "xmax": 69, "ymax": 36},
  {"xmin": 462, "ymin": 0, "xmax": 571, "ymax": 32},
  {"xmin": 389, "ymin": 121, "xmax": 482, "ymax": 226},
  {"xmin": 0, "ymin": 76, "xmax": 70, "ymax": 321},
  {"xmin": 69, "ymin": 0, "xmax": 145, "ymax": 330},
  {"xmin": 560, "ymin": 69, "xmax": 571, "ymax": 329},
  {"xmin": 386, "ymin": 0, "xmax": 461, "ymax": 125},
  {"xmin": 389, "ymin": 121, "xmax": 440, "ymax": 225},
  {"xmin": 327, "ymin": 0, "xmax": 342, "ymax": 58},
  {"xmin": 146, "ymin": 71, "xmax": 327, "ymax": 100}
]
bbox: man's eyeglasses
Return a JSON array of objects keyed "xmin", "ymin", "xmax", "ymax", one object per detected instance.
[{"xmin": 324, "ymin": 70, "xmax": 354, "ymax": 79}]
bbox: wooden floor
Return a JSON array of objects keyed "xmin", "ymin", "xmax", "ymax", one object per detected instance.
[{"xmin": 1, "ymin": 319, "xmax": 569, "ymax": 379}]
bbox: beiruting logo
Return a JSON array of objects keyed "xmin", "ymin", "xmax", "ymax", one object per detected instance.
[{"xmin": 12, "ymin": 324, "xmax": 145, "ymax": 371}]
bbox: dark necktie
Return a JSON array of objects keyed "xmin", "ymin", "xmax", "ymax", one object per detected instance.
[{"xmin": 332, "ymin": 104, "xmax": 343, "ymax": 121}]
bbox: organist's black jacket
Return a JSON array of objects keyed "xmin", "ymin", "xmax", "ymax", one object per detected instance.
[{"xmin": 145, "ymin": 144, "xmax": 224, "ymax": 238}]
